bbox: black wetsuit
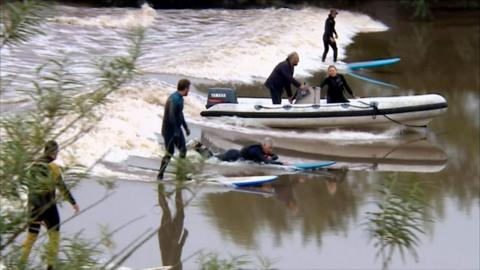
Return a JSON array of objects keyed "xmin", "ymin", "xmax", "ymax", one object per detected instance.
[
  {"xmin": 320, "ymin": 74, "xmax": 353, "ymax": 103},
  {"xmin": 158, "ymin": 91, "xmax": 189, "ymax": 179},
  {"xmin": 264, "ymin": 59, "xmax": 302, "ymax": 104},
  {"xmin": 216, "ymin": 144, "xmax": 282, "ymax": 165},
  {"xmin": 27, "ymin": 157, "xmax": 76, "ymax": 233},
  {"xmin": 322, "ymin": 15, "xmax": 338, "ymax": 62}
]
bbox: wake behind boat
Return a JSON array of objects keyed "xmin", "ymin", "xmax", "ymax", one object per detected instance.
[{"xmin": 200, "ymin": 88, "xmax": 448, "ymax": 129}]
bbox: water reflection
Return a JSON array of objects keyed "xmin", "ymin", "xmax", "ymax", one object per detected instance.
[
  {"xmin": 200, "ymin": 172, "xmax": 358, "ymax": 249},
  {"xmin": 198, "ymin": 125, "xmax": 448, "ymax": 173},
  {"xmin": 157, "ymin": 184, "xmax": 188, "ymax": 270},
  {"xmin": 365, "ymin": 175, "xmax": 430, "ymax": 270}
]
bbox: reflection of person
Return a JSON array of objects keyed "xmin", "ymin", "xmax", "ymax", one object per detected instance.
[
  {"xmin": 325, "ymin": 168, "xmax": 347, "ymax": 195},
  {"xmin": 321, "ymin": 9, "xmax": 339, "ymax": 62},
  {"xmin": 158, "ymin": 79, "xmax": 191, "ymax": 180},
  {"xmin": 265, "ymin": 52, "xmax": 308, "ymax": 104},
  {"xmin": 271, "ymin": 176, "xmax": 304, "ymax": 215},
  {"xmin": 157, "ymin": 185, "xmax": 187, "ymax": 270},
  {"xmin": 320, "ymin": 65, "xmax": 354, "ymax": 103},
  {"xmin": 21, "ymin": 140, "xmax": 80, "ymax": 269},
  {"xmin": 215, "ymin": 137, "xmax": 283, "ymax": 165}
]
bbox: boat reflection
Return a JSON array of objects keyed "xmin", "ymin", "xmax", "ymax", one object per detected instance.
[{"xmin": 198, "ymin": 125, "xmax": 447, "ymax": 173}]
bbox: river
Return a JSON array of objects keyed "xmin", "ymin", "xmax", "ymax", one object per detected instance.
[{"xmin": 1, "ymin": 2, "xmax": 479, "ymax": 269}]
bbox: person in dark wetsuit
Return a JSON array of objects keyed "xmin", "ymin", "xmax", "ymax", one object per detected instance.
[
  {"xmin": 320, "ymin": 65, "xmax": 355, "ymax": 103},
  {"xmin": 215, "ymin": 137, "xmax": 283, "ymax": 165},
  {"xmin": 157, "ymin": 79, "xmax": 191, "ymax": 180},
  {"xmin": 322, "ymin": 9, "xmax": 339, "ymax": 62},
  {"xmin": 265, "ymin": 52, "xmax": 308, "ymax": 104},
  {"xmin": 21, "ymin": 140, "xmax": 80, "ymax": 270}
]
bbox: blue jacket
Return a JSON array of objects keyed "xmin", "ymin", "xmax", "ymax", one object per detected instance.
[{"xmin": 264, "ymin": 59, "xmax": 301, "ymax": 98}]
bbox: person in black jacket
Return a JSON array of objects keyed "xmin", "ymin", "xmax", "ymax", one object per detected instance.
[
  {"xmin": 321, "ymin": 9, "xmax": 339, "ymax": 62},
  {"xmin": 215, "ymin": 137, "xmax": 283, "ymax": 165},
  {"xmin": 265, "ymin": 52, "xmax": 308, "ymax": 104},
  {"xmin": 157, "ymin": 79, "xmax": 191, "ymax": 180},
  {"xmin": 320, "ymin": 65, "xmax": 355, "ymax": 103}
]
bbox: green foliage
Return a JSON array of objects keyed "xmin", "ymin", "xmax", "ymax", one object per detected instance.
[
  {"xmin": 0, "ymin": 5, "xmax": 144, "ymax": 265},
  {"xmin": 56, "ymin": 233, "xmax": 102, "ymax": 269},
  {"xmin": 365, "ymin": 176, "xmax": 430, "ymax": 269},
  {"xmin": 197, "ymin": 252, "xmax": 250, "ymax": 270},
  {"xmin": 0, "ymin": 0, "xmax": 46, "ymax": 48}
]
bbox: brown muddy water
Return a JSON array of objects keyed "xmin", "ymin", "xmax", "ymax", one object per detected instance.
[{"xmin": 6, "ymin": 4, "xmax": 479, "ymax": 270}]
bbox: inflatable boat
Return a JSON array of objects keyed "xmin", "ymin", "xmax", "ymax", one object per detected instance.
[{"xmin": 200, "ymin": 88, "xmax": 448, "ymax": 129}]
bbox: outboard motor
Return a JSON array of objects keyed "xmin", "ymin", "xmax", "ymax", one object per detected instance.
[{"xmin": 206, "ymin": 88, "xmax": 238, "ymax": 109}]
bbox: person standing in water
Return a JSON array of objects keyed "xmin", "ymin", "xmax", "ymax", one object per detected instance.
[
  {"xmin": 321, "ymin": 9, "xmax": 339, "ymax": 63},
  {"xmin": 157, "ymin": 79, "xmax": 191, "ymax": 180},
  {"xmin": 320, "ymin": 65, "xmax": 355, "ymax": 103},
  {"xmin": 21, "ymin": 140, "xmax": 80, "ymax": 270},
  {"xmin": 265, "ymin": 52, "xmax": 308, "ymax": 104}
]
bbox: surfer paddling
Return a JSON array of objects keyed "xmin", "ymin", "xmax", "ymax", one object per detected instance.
[{"xmin": 191, "ymin": 137, "xmax": 285, "ymax": 165}]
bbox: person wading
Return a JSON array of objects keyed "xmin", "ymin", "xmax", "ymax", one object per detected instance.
[
  {"xmin": 157, "ymin": 79, "xmax": 191, "ymax": 180},
  {"xmin": 20, "ymin": 140, "xmax": 80, "ymax": 270}
]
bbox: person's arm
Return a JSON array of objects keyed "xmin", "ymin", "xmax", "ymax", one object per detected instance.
[
  {"xmin": 252, "ymin": 148, "xmax": 283, "ymax": 165},
  {"xmin": 320, "ymin": 77, "xmax": 328, "ymax": 88},
  {"xmin": 333, "ymin": 20, "xmax": 338, "ymax": 38},
  {"xmin": 341, "ymin": 75, "xmax": 354, "ymax": 97},
  {"xmin": 51, "ymin": 164, "xmax": 79, "ymax": 213}
]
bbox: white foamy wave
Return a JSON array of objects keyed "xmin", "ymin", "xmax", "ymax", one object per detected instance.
[
  {"xmin": 51, "ymin": 4, "xmax": 156, "ymax": 28},
  {"xmin": 2, "ymin": 6, "xmax": 388, "ymax": 101},
  {"xmin": 142, "ymin": 7, "xmax": 388, "ymax": 82},
  {"xmin": 56, "ymin": 82, "xmax": 171, "ymax": 174}
]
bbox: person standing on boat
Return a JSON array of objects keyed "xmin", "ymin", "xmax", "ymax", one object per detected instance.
[
  {"xmin": 157, "ymin": 79, "xmax": 191, "ymax": 180},
  {"xmin": 265, "ymin": 52, "xmax": 308, "ymax": 104},
  {"xmin": 20, "ymin": 140, "xmax": 80, "ymax": 270},
  {"xmin": 320, "ymin": 65, "xmax": 355, "ymax": 103},
  {"xmin": 321, "ymin": 9, "xmax": 339, "ymax": 63}
]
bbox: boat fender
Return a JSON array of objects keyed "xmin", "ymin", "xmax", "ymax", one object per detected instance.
[
  {"xmin": 312, "ymin": 104, "xmax": 320, "ymax": 109},
  {"xmin": 341, "ymin": 103, "xmax": 350, "ymax": 109},
  {"xmin": 254, "ymin": 105, "xmax": 262, "ymax": 110},
  {"xmin": 283, "ymin": 105, "xmax": 292, "ymax": 110}
]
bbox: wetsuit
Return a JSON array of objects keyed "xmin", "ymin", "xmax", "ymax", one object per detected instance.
[
  {"xmin": 321, "ymin": 15, "xmax": 338, "ymax": 62},
  {"xmin": 158, "ymin": 91, "xmax": 189, "ymax": 179},
  {"xmin": 22, "ymin": 157, "xmax": 76, "ymax": 268},
  {"xmin": 216, "ymin": 144, "xmax": 282, "ymax": 165},
  {"xmin": 320, "ymin": 74, "xmax": 353, "ymax": 103},
  {"xmin": 264, "ymin": 59, "xmax": 302, "ymax": 104},
  {"xmin": 27, "ymin": 158, "xmax": 76, "ymax": 233}
]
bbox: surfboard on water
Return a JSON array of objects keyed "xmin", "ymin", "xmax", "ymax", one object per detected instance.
[
  {"xmin": 291, "ymin": 161, "xmax": 336, "ymax": 170},
  {"xmin": 346, "ymin": 57, "xmax": 401, "ymax": 70},
  {"xmin": 139, "ymin": 173, "xmax": 278, "ymax": 187},
  {"xmin": 216, "ymin": 175, "xmax": 278, "ymax": 187},
  {"xmin": 125, "ymin": 155, "xmax": 335, "ymax": 172}
]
